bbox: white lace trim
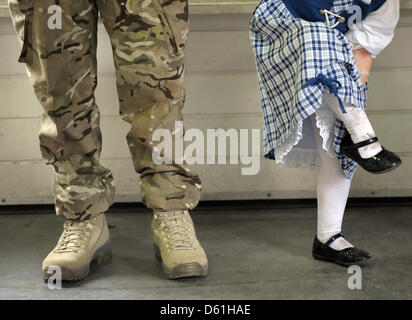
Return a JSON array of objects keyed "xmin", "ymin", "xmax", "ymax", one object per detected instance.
[
  {"xmin": 314, "ymin": 103, "xmax": 337, "ymax": 159},
  {"xmin": 349, "ymin": 41, "xmax": 377, "ymax": 59},
  {"xmin": 274, "ymin": 121, "xmax": 303, "ymax": 164},
  {"xmin": 274, "ymin": 104, "xmax": 337, "ymax": 169}
]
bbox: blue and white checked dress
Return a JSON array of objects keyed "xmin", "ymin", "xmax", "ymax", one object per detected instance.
[{"xmin": 250, "ymin": 0, "xmax": 369, "ymax": 179}]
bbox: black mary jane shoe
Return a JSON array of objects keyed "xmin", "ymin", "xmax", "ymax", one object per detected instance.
[
  {"xmin": 312, "ymin": 233, "xmax": 372, "ymax": 267},
  {"xmin": 340, "ymin": 133, "xmax": 402, "ymax": 174}
]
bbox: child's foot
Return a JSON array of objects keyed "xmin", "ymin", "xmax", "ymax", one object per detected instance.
[
  {"xmin": 341, "ymin": 133, "xmax": 402, "ymax": 174},
  {"xmin": 312, "ymin": 233, "xmax": 372, "ymax": 267}
]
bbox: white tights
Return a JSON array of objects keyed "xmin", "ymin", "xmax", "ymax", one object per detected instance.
[
  {"xmin": 313, "ymin": 92, "xmax": 382, "ymax": 250},
  {"xmin": 322, "ymin": 93, "xmax": 382, "ymax": 159},
  {"xmin": 312, "ymin": 115, "xmax": 354, "ymax": 250}
]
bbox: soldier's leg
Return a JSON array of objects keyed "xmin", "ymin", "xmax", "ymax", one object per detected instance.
[
  {"xmin": 9, "ymin": 0, "xmax": 115, "ymax": 221},
  {"xmin": 98, "ymin": 0, "xmax": 207, "ymax": 279},
  {"xmin": 97, "ymin": 0, "xmax": 201, "ymax": 210},
  {"xmin": 9, "ymin": 0, "xmax": 114, "ymax": 281}
]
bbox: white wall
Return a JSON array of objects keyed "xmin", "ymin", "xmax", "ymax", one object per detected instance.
[{"xmin": 0, "ymin": 5, "xmax": 411, "ymax": 206}]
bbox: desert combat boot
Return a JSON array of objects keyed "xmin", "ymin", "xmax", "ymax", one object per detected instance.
[
  {"xmin": 42, "ymin": 214, "xmax": 112, "ymax": 281},
  {"xmin": 152, "ymin": 210, "xmax": 208, "ymax": 279}
]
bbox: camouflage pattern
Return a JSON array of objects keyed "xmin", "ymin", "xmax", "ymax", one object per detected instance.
[{"xmin": 8, "ymin": 0, "xmax": 202, "ymax": 221}]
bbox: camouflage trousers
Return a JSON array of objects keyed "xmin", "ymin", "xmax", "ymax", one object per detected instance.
[{"xmin": 8, "ymin": 0, "xmax": 202, "ymax": 221}]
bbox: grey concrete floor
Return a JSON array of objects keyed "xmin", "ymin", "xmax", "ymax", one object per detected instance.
[{"xmin": 0, "ymin": 204, "xmax": 411, "ymax": 299}]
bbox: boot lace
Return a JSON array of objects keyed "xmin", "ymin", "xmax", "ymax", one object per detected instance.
[
  {"xmin": 55, "ymin": 221, "xmax": 90, "ymax": 253},
  {"xmin": 156, "ymin": 211, "xmax": 195, "ymax": 250}
]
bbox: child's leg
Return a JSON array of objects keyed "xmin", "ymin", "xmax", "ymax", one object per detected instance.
[
  {"xmin": 311, "ymin": 116, "xmax": 354, "ymax": 251},
  {"xmin": 323, "ymin": 92, "xmax": 382, "ymax": 159}
]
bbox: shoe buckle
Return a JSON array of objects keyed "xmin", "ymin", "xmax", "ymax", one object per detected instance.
[{"xmin": 319, "ymin": 9, "xmax": 346, "ymax": 29}]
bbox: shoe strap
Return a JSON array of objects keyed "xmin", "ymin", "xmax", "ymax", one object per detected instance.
[
  {"xmin": 353, "ymin": 137, "xmax": 379, "ymax": 149},
  {"xmin": 325, "ymin": 232, "xmax": 345, "ymax": 246}
]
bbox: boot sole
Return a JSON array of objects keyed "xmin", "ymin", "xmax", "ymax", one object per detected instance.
[
  {"xmin": 154, "ymin": 244, "xmax": 208, "ymax": 280},
  {"xmin": 42, "ymin": 240, "xmax": 112, "ymax": 282},
  {"xmin": 313, "ymin": 253, "xmax": 372, "ymax": 267}
]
